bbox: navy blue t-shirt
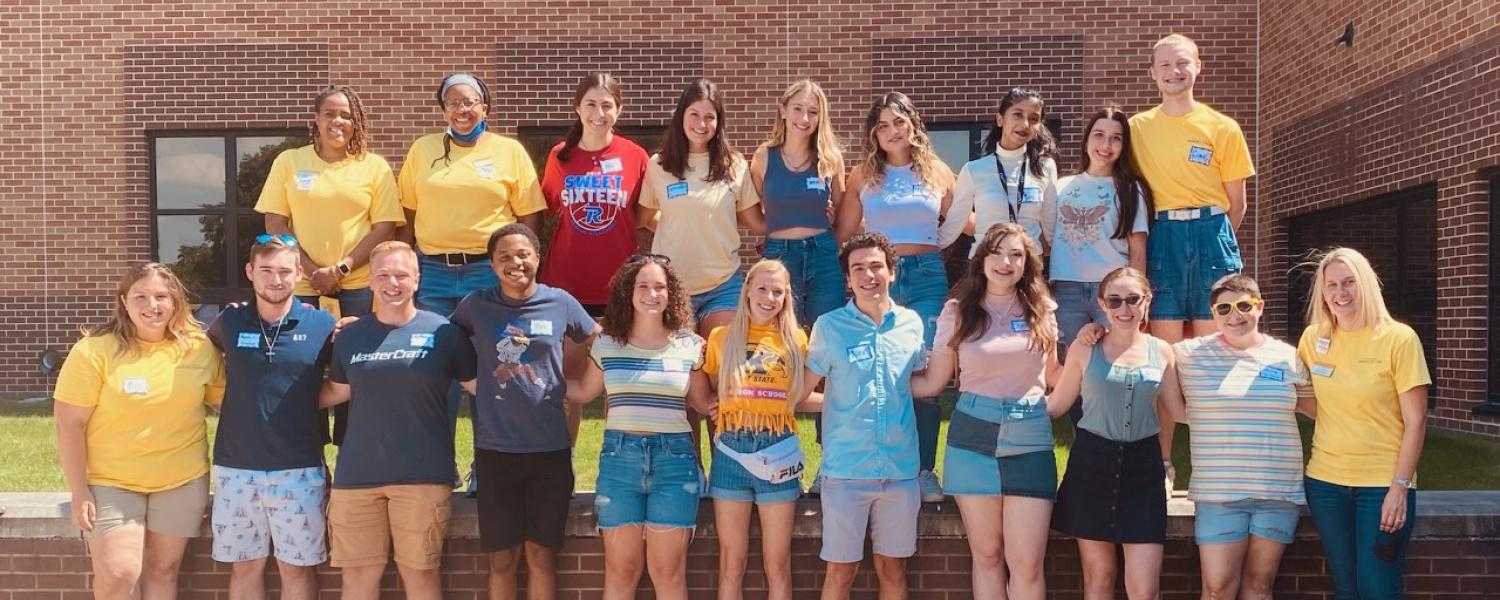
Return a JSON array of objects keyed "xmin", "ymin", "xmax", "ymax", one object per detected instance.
[
  {"xmin": 208, "ymin": 300, "xmax": 335, "ymax": 470},
  {"xmin": 328, "ymin": 310, "xmax": 477, "ymax": 488},
  {"xmin": 451, "ymin": 285, "xmax": 595, "ymax": 453}
]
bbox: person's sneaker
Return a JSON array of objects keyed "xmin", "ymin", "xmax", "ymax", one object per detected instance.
[
  {"xmin": 806, "ymin": 471, "xmax": 824, "ymax": 496},
  {"xmin": 918, "ymin": 470, "xmax": 944, "ymax": 503},
  {"xmin": 464, "ymin": 461, "xmax": 478, "ymax": 498}
]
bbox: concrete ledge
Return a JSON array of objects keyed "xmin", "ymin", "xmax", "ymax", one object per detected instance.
[{"xmin": 5, "ymin": 490, "xmax": 1498, "ymax": 540}]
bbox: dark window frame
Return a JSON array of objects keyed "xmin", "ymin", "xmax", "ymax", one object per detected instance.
[
  {"xmin": 1480, "ymin": 174, "xmax": 1500, "ymax": 415},
  {"xmin": 148, "ymin": 129, "xmax": 306, "ymax": 305}
]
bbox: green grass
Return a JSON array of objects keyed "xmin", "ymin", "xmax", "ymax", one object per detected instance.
[{"xmin": 5, "ymin": 394, "xmax": 1499, "ymax": 492}]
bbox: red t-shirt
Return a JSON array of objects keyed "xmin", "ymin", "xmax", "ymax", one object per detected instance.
[{"xmin": 539, "ymin": 136, "xmax": 649, "ymax": 305}]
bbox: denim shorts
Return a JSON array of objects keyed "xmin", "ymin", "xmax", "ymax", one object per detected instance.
[
  {"xmin": 708, "ymin": 429, "xmax": 803, "ymax": 505},
  {"xmin": 944, "ymin": 446, "xmax": 1057, "ymax": 500},
  {"xmin": 763, "ymin": 231, "xmax": 846, "ymax": 324},
  {"xmin": 1194, "ymin": 498, "xmax": 1302, "ymax": 545},
  {"xmin": 594, "ymin": 430, "xmax": 701, "ymax": 529},
  {"xmin": 416, "ymin": 254, "xmax": 500, "ymax": 317},
  {"xmin": 1146, "ymin": 209, "xmax": 1242, "ymax": 321},
  {"xmin": 819, "ymin": 477, "xmax": 920, "ymax": 563},
  {"xmin": 689, "ymin": 272, "xmax": 744, "ymax": 323}
]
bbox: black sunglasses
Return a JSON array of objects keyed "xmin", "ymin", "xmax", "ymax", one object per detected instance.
[
  {"xmin": 1103, "ymin": 294, "xmax": 1147, "ymax": 309},
  {"xmin": 626, "ymin": 253, "xmax": 671, "ymax": 265}
]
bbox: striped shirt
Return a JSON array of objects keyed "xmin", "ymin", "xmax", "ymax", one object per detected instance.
[
  {"xmin": 590, "ymin": 330, "xmax": 704, "ymax": 434},
  {"xmin": 1175, "ymin": 334, "xmax": 1309, "ymax": 505}
]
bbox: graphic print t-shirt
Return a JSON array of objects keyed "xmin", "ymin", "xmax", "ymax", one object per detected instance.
[{"xmin": 539, "ymin": 137, "xmax": 649, "ymax": 305}]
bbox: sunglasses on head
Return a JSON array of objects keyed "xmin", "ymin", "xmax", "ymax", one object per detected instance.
[
  {"xmin": 626, "ymin": 253, "xmax": 671, "ymax": 265},
  {"xmin": 1212, "ymin": 297, "xmax": 1263, "ymax": 316},
  {"xmin": 253, "ymin": 233, "xmax": 298, "ymax": 247},
  {"xmin": 1102, "ymin": 294, "xmax": 1147, "ymax": 309}
]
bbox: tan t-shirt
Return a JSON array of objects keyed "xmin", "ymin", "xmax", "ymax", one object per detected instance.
[{"xmin": 638, "ymin": 152, "xmax": 760, "ymax": 294}]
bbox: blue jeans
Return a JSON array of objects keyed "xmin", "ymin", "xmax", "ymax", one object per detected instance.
[
  {"xmin": 595, "ymin": 431, "xmax": 701, "ymax": 529},
  {"xmin": 763, "ymin": 231, "xmax": 846, "ymax": 325},
  {"xmin": 1052, "ymin": 281, "xmax": 1108, "ymax": 422},
  {"xmin": 1305, "ymin": 477, "xmax": 1416, "ymax": 600},
  {"xmin": 296, "ymin": 288, "xmax": 373, "ymax": 446},
  {"xmin": 890, "ymin": 251, "xmax": 948, "ymax": 472},
  {"xmin": 1147, "ymin": 210, "xmax": 1241, "ymax": 321},
  {"xmin": 415, "ymin": 254, "xmax": 499, "ymax": 317}
]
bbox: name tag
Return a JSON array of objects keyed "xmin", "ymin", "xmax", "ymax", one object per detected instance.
[
  {"xmin": 1010, "ymin": 319, "xmax": 1029, "ymax": 332},
  {"xmin": 1259, "ymin": 365, "xmax": 1286, "ymax": 382},
  {"xmin": 1315, "ymin": 337, "xmax": 1331, "ymax": 354},
  {"xmin": 806, "ymin": 176, "xmax": 827, "ymax": 191},
  {"xmin": 1188, "ymin": 145, "xmax": 1213, "ymax": 165},
  {"xmin": 661, "ymin": 358, "xmax": 689, "ymax": 372},
  {"xmin": 473, "ymin": 158, "xmax": 495, "ymax": 179},
  {"xmin": 410, "ymin": 333, "xmax": 435, "ymax": 348},
  {"xmin": 530, "ymin": 319, "xmax": 553, "ymax": 336},
  {"xmin": 1139, "ymin": 366, "xmax": 1163, "ymax": 384},
  {"xmin": 122, "ymin": 377, "xmax": 149, "ymax": 396},
  {"xmin": 846, "ymin": 342, "xmax": 874, "ymax": 363},
  {"xmin": 599, "ymin": 157, "xmax": 623, "ymax": 173},
  {"xmin": 1020, "ymin": 187, "xmax": 1040, "ymax": 204},
  {"xmin": 236, "ymin": 332, "xmax": 260, "ymax": 349},
  {"xmin": 1310, "ymin": 362, "xmax": 1335, "ymax": 378},
  {"xmin": 295, "ymin": 171, "xmax": 318, "ymax": 191},
  {"xmin": 666, "ymin": 181, "xmax": 689, "ymax": 199}
]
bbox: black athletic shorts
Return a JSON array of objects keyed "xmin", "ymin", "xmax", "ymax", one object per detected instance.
[{"xmin": 475, "ymin": 448, "xmax": 574, "ymax": 552}]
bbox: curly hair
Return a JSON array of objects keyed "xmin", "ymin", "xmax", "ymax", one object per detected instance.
[
  {"xmin": 310, "ymin": 84, "xmax": 368, "ymax": 158},
  {"xmin": 600, "ymin": 256, "xmax": 694, "ymax": 343},
  {"xmin": 949, "ymin": 223, "xmax": 1057, "ymax": 354},
  {"xmin": 859, "ymin": 91, "xmax": 952, "ymax": 193}
]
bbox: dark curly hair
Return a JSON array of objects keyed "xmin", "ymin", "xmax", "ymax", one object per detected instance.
[
  {"xmin": 600, "ymin": 256, "xmax": 694, "ymax": 343},
  {"xmin": 311, "ymin": 84, "xmax": 369, "ymax": 158}
]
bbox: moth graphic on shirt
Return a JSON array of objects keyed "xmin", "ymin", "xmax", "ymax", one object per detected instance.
[
  {"xmin": 1058, "ymin": 185, "xmax": 1113, "ymax": 251},
  {"xmin": 493, "ymin": 322, "xmax": 542, "ymax": 388}
]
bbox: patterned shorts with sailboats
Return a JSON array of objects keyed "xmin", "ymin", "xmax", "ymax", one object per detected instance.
[{"xmin": 210, "ymin": 465, "xmax": 329, "ymax": 566}]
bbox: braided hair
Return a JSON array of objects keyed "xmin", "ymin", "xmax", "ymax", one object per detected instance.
[{"xmin": 310, "ymin": 84, "xmax": 369, "ymax": 158}]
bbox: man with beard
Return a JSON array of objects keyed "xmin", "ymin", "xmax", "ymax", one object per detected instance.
[
  {"xmin": 206, "ymin": 234, "xmax": 336, "ymax": 600},
  {"xmin": 451, "ymin": 223, "xmax": 598, "ymax": 600}
]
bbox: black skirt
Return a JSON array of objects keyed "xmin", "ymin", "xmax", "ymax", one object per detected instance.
[{"xmin": 1051, "ymin": 428, "xmax": 1167, "ymax": 544}]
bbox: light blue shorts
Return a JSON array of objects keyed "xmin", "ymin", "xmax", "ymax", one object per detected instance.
[
  {"xmin": 689, "ymin": 272, "xmax": 743, "ymax": 322},
  {"xmin": 1194, "ymin": 498, "xmax": 1301, "ymax": 545},
  {"xmin": 708, "ymin": 429, "xmax": 802, "ymax": 505},
  {"xmin": 819, "ymin": 477, "xmax": 919, "ymax": 563}
]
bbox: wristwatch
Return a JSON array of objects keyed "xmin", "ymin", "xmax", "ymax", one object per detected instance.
[
  {"xmin": 1392, "ymin": 477, "xmax": 1416, "ymax": 490},
  {"xmin": 335, "ymin": 261, "xmax": 352, "ymax": 277}
]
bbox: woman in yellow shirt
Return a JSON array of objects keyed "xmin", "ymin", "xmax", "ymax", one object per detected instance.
[
  {"xmin": 1297, "ymin": 247, "xmax": 1430, "ymax": 599},
  {"xmin": 53, "ymin": 263, "xmax": 225, "ymax": 599},
  {"xmin": 397, "ymin": 72, "xmax": 546, "ymax": 317}
]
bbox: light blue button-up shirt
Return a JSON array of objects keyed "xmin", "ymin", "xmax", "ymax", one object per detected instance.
[{"xmin": 808, "ymin": 300, "xmax": 926, "ymax": 480}]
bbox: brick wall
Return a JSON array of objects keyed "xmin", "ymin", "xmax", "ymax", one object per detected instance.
[
  {"xmin": 1256, "ymin": 1, "xmax": 1500, "ymax": 436},
  {"xmin": 0, "ymin": 0, "xmax": 1258, "ymax": 395},
  {"xmin": 3, "ymin": 494, "xmax": 1500, "ymax": 599}
]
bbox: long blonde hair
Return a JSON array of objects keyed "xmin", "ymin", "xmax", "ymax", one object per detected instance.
[
  {"xmin": 86, "ymin": 263, "xmax": 203, "ymax": 358},
  {"xmin": 761, "ymin": 79, "xmax": 844, "ymax": 181},
  {"xmin": 1305, "ymin": 247, "xmax": 1393, "ymax": 337},
  {"xmin": 860, "ymin": 91, "xmax": 953, "ymax": 193},
  {"xmin": 716, "ymin": 260, "xmax": 805, "ymax": 411}
]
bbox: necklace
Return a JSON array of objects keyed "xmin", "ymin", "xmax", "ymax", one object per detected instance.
[
  {"xmin": 259, "ymin": 313, "xmax": 287, "ymax": 363},
  {"xmin": 782, "ymin": 149, "xmax": 815, "ymax": 172}
]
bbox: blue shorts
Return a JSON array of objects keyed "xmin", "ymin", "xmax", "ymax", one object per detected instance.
[
  {"xmin": 594, "ymin": 430, "xmax": 701, "ymax": 529},
  {"xmin": 1194, "ymin": 498, "xmax": 1301, "ymax": 545},
  {"xmin": 944, "ymin": 447, "xmax": 1057, "ymax": 500},
  {"xmin": 689, "ymin": 272, "xmax": 743, "ymax": 323},
  {"xmin": 708, "ymin": 429, "xmax": 802, "ymax": 505},
  {"xmin": 1146, "ymin": 209, "xmax": 1242, "ymax": 321}
]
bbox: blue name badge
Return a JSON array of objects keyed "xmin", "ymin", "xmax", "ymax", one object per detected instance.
[
  {"xmin": 1259, "ymin": 365, "xmax": 1286, "ymax": 382},
  {"xmin": 1310, "ymin": 362, "xmax": 1335, "ymax": 378},
  {"xmin": 846, "ymin": 342, "xmax": 874, "ymax": 364},
  {"xmin": 806, "ymin": 176, "xmax": 827, "ymax": 191},
  {"xmin": 1011, "ymin": 319, "xmax": 1030, "ymax": 332},
  {"xmin": 1188, "ymin": 145, "xmax": 1213, "ymax": 165},
  {"xmin": 666, "ymin": 181, "xmax": 690, "ymax": 199},
  {"xmin": 1020, "ymin": 187, "xmax": 1040, "ymax": 204},
  {"xmin": 410, "ymin": 333, "xmax": 435, "ymax": 348},
  {"xmin": 236, "ymin": 332, "xmax": 260, "ymax": 349}
]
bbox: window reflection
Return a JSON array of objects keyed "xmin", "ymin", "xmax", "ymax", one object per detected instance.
[
  {"xmin": 157, "ymin": 214, "xmax": 226, "ymax": 291},
  {"xmin": 236, "ymin": 136, "xmax": 303, "ymax": 208},
  {"xmin": 155, "ymin": 137, "xmax": 225, "ymax": 209}
]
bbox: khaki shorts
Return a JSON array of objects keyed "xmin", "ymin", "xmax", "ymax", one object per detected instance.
[
  {"xmin": 328, "ymin": 484, "xmax": 452, "ymax": 569},
  {"xmin": 90, "ymin": 475, "xmax": 210, "ymax": 539}
]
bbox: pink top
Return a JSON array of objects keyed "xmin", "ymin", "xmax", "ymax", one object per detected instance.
[{"xmin": 932, "ymin": 296, "xmax": 1052, "ymax": 400}]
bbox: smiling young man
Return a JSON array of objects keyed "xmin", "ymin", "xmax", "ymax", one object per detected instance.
[
  {"xmin": 448, "ymin": 223, "xmax": 598, "ymax": 600},
  {"xmin": 206, "ymin": 235, "xmax": 336, "ymax": 600},
  {"xmin": 320, "ymin": 241, "xmax": 477, "ymax": 600},
  {"xmin": 797, "ymin": 232, "xmax": 927, "ymax": 600}
]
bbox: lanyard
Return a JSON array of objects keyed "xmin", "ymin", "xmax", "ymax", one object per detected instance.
[{"xmin": 993, "ymin": 152, "xmax": 1028, "ymax": 225}]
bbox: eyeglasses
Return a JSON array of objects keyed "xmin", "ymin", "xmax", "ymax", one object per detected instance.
[
  {"xmin": 626, "ymin": 253, "xmax": 671, "ymax": 265},
  {"xmin": 1212, "ymin": 297, "xmax": 1263, "ymax": 316},
  {"xmin": 444, "ymin": 98, "xmax": 484, "ymax": 112},
  {"xmin": 253, "ymin": 233, "xmax": 299, "ymax": 247},
  {"xmin": 1102, "ymin": 294, "xmax": 1147, "ymax": 309}
]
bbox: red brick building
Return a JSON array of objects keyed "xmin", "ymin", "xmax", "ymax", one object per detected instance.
[{"xmin": 1, "ymin": 1, "xmax": 1495, "ymax": 435}]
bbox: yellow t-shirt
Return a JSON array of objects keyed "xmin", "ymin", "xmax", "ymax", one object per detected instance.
[
  {"xmin": 1129, "ymin": 104, "xmax": 1255, "ymax": 212},
  {"xmin": 705, "ymin": 323, "xmax": 808, "ymax": 433},
  {"xmin": 638, "ymin": 153, "xmax": 760, "ymax": 294},
  {"xmin": 254, "ymin": 146, "xmax": 405, "ymax": 296},
  {"xmin": 1297, "ymin": 321, "xmax": 1431, "ymax": 487},
  {"xmin": 397, "ymin": 132, "xmax": 547, "ymax": 255},
  {"xmin": 53, "ymin": 332, "xmax": 226, "ymax": 493}
]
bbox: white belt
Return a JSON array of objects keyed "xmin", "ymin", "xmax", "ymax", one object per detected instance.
[
  {"xmin": 714, "ymin": 435, "xmax": 805, "ymax": 484},
  {"xmin": 1157, "ymin": 206, "xmax": 1226, "ymax": 221}
]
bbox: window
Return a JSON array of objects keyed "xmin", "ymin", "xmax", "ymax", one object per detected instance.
[
  {"xmin": 1285, "ymin": 185, "xmax": 1438, "ymax": 391},
  {"xmin": 150, "ymin": 131, "xmax": 307, "ymax": 305},
  {"xmin": 1483, "ymin": 175, "xmax": 1500, "ymax": 413}
]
